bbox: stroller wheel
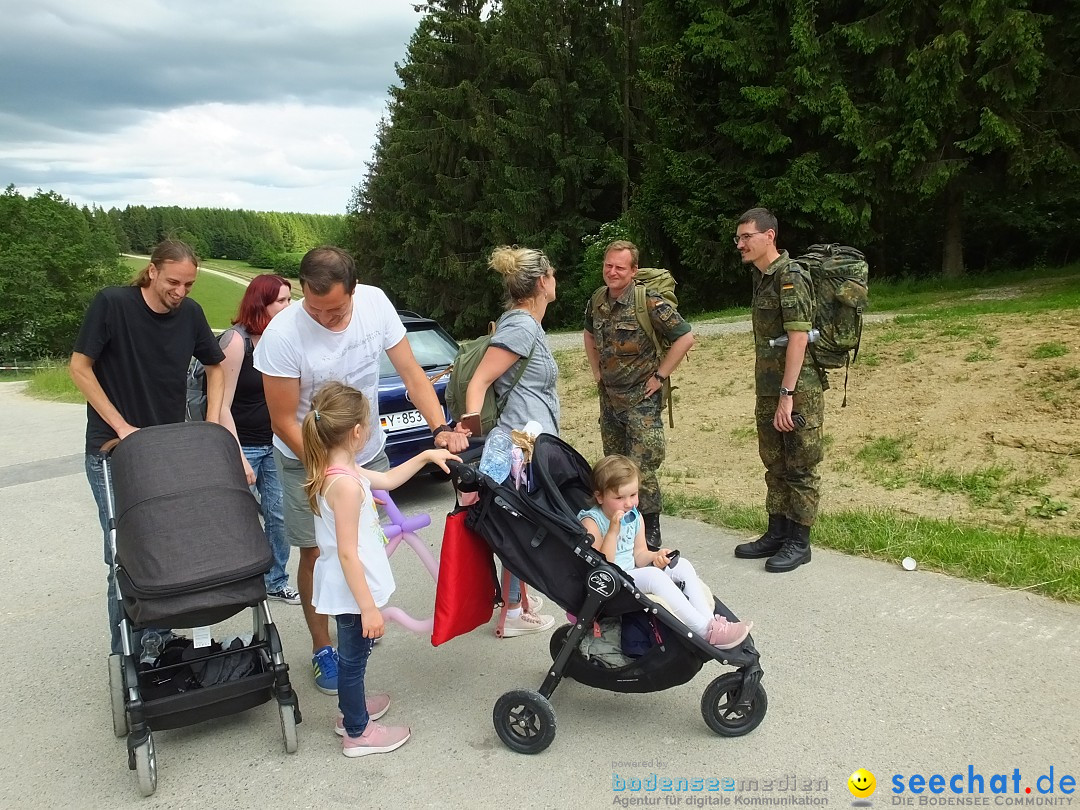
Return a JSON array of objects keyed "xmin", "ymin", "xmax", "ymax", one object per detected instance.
[
  {"xmin": 134, "ymin": 732, "xmax": 157, "ymax": 797},
  {"xmin": 493, "ymin": 689, "xmax": 556, "ymax": 754},
  {"xmin": 701, "ymin": 673, "xmax": 768, "ymax": 737},
  {"xmin": 279, "ymin": 701, "xmax": 299, "ymax": 754},
  {"xmin": 108, "ymin": 654, "xmax": 127, "ymax": 738}
]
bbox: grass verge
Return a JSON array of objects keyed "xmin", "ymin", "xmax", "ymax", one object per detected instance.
[
  {"xmin": 23, "ymin": 362, "xmax": 84, "ymax": 403},
  {"xmin": 871, "ymin": 263, "xmax": 1080, "ymax": 315},
  {"xmin": 665, "ymin": 490, "xmax": 1080, "ymax": 603}
]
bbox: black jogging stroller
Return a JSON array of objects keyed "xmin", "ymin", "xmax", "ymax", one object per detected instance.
[
  {"xmin": 102, "ymin": 422, "xmax": 300, "ymax": 796},
  {"xmin": 449, "ymin": 433, "xmax": 766, "ymax": 754}
]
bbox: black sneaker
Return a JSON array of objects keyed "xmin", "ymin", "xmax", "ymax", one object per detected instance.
[{"xmin": 267, "ymin": 586, "xmax": 301, "ymax": 605}]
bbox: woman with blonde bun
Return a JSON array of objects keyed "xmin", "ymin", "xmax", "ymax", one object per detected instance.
[{"xmin": 463, "ymin": 245, "xmax": 560, "ymax": 637}]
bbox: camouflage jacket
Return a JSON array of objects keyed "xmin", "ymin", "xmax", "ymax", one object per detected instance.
[
  {"xmin": 585, "ymin": 283, "xmax": 691, "ymax": 410},
  {"xmin": 752, "ymin": 251, "xmax": 823, "ymax": 396}
]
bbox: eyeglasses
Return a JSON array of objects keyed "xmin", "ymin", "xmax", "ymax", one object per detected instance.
[{"xmin": 733, "ymin": 232, "xmax": 764, "ymax": 246}]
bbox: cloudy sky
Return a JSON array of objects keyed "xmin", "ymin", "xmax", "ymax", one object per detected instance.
[{"xmin": 0, "ymin": 1, "xmax": 421, "ymax": 214}]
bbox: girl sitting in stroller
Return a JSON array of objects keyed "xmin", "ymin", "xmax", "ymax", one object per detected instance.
[{"xmin": 578, "ymin": 455, "xmax": 753, "ymax": 650}]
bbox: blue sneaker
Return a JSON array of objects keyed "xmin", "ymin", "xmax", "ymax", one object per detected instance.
[{"xmin": 312, "ymin": 646, "xmax": 339, "ymax": 695}]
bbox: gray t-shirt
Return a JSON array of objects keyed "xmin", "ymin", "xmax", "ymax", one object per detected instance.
[{"xmin": 490, "ymin": 308, "xmax": 560, "ymax": 436}]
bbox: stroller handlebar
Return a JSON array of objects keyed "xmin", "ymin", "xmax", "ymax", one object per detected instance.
[{"xmin": 447, "ymin": 458, "xmax": 482, "ymax": 492}]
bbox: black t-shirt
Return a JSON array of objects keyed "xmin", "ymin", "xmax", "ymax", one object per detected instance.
[
  {"xmin": 224, "ymin": 328, "xmax": 272, "ymax": 447},
  {"xmin": 74, "ymin": 286, "xmax": 225, "ymax": 454}
]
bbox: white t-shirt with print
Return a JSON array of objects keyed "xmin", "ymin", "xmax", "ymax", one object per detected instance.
[{"xmin": 253, "ymin": 285, "xmax": 406, "ymax": 465}]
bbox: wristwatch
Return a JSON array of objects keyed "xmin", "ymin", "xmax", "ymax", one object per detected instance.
[
  {"xmin": 431, "ymin": 423, "xmax": 454, "ymax": 437},
  {"xmin": 779, "ymin": 386, "xmax": 795, "ymax": 397},
  {"xmin": 653, "ymin": 371, "xmax": 667, "ymax": 382}
]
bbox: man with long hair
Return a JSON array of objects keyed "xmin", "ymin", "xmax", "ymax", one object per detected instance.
[{"xmin": 71, "ymin": 239, "xmax": 225, "ymax": 653}]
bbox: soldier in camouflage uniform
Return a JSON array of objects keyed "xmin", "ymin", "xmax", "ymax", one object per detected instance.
[
  {"xmin": 583, "ymin": 240, "xmax": 696, "ymax": 548},
  {"xmin": 732, "ymin": 208, "xmax": 825, "ymax": 573}
]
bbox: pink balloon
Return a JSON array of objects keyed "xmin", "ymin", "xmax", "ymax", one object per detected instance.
[
  {"xmin": 382, "ymin": 607, "xmax": 433, "ymax": 634},
  {"xmin": 373, "ymin": 489, "xmax": 439, "ymax": 635}
]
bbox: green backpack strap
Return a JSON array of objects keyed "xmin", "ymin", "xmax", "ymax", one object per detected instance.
[
  {"xmin": 634, "ymin": 282, "xmax": 674, "ymax": 428},
  {"xmin": 493, "ymin": 320, "xmax": 540, "ymax": 418}
]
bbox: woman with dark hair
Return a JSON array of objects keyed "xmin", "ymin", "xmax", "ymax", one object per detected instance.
[{"xmin": 219, "ymin": 274, "xmax": 299, "ymax": 604}]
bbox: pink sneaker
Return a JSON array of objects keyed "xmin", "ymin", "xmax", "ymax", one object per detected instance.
[
  {"xmin": 342, "ymin": 720, "xmax": 411, "ymax": 758},
  {"xmin": 334, "ymin": 693, "xmax": 391, "ymax": 737},
  {"xmin": 499, "ymin": 611, "xmax": 555, "ymax": 638},
  {"xmin": 706, "ymin": 616, "xmax": 753, "ymax": 650}
]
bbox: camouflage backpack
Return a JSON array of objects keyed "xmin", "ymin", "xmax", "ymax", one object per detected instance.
[
  {"xmin": 793, "ymin": 244, "xmax": 869, "ymax": 404},
  {"xmin": 591, "ymin": 267, "xmax": 681, "ymax": 426}
]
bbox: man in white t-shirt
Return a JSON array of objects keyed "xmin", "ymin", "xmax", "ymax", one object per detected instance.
[{"xmin": 255, "ymin": 246, "xmax": 468, "ymax": 695}]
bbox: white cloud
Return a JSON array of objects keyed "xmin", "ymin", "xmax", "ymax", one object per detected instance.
[
  {"xmin": 0, "ymin": 0, "xmax": 418, "ymax": 213},
  {"xmin": 5, "ymin": 101, "xmax": 386, "ymax": 212}
]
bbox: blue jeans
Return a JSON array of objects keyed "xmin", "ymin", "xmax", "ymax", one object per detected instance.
[
  {"xmin": 336, "ymin": 613, "xmax": 374, "ymax": 737},
  {"xmin": 85, "ymin": 453, "xmax": 170, "ymax": 655},
  {"xmin": 242, "ymin": 445, "xmax": 290, "ymax": 592},
  {"xmin": 505, "ymin": 570, "xmax": 522, "ymax": 605}
]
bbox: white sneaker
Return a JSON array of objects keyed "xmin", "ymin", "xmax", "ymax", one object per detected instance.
[{"xmin": 500, "ymin": 611, "xmax": 555, "ymax": 638}]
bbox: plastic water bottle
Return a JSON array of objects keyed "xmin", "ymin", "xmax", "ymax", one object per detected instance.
[
  {"xmin": 478, "ymin": 429, "xmax": 514, "ymax": 484},
  {"xmin": 769, "ymin": 327, "xmax": 819, "ymax": 348}
]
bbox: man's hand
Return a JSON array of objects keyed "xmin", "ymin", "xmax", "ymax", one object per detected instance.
[
  {"xmin": 116, "ymin": 423, "xmax": 139, "ymax": 441},
  {"xmin": 435, "ymin": 426, "xmax": 469, "ymax": 453},
  {"xmin": 773, "ymin": 396, "xmax": 795, "ymax": 432},
  {"xmin": 644, "ymin": 375, "xmax": 664, "ymax": 399}
]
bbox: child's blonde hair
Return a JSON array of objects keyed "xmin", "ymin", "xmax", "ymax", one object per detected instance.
[
  {"xmin": 301, "ymin": 381, "xmax": 371, "ymax": 514},
  {"xmin": 591, "ymin": 454, "xmax": 641, "ymax": 499}
]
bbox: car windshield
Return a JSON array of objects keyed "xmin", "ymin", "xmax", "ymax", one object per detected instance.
[{"xmin": 379, "ymin": 325, "xmax": 457, "ymax": 377}]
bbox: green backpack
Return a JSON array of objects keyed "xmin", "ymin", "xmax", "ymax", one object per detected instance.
[
  {"xmin": 444, "ymin": 318, "xmax": 538, "ymax": 435},
  {"xmin": 590, "ymin": 267, "xmax": 681, "ymax": 426},
  {"xmin": 793, "ymin": 244, "xmax": 869, "ymax": 404}
]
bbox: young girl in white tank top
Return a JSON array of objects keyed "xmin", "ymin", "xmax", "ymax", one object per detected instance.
[{"xmin": 301, "ymin": 381, "xmax": 458, "ymax": 758}]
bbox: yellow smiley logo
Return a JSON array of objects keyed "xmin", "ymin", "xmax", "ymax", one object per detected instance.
[{"xmin": 848, "ymin": 769, "xmax": 876, "ymax": 798}]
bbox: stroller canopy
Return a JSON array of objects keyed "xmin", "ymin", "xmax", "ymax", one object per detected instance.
[{"xmin": 111, "ymin": 422, "xmax": 271, "ymax": 597}]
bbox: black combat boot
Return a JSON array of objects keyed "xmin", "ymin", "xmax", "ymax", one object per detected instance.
[
  {"xmin": 765, "ymin": 521, "xmax": 812, "ymax": 572},
  {"xmin": 733, "ymin": 514, "xmax": 788, "ymax": 559},
  {"xmin": 643, "ymin": 512, "xmax": 662, "ymax": 551}
]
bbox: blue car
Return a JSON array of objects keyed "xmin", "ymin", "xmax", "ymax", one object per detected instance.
[{"xmin": 378, "ymin": 311, "xmax": 459, "ymax": 468}]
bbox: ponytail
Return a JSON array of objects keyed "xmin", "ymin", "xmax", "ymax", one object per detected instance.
[
  {"xmin": 300, "ymin": 381, "xmax": 371, "ymax": 514},
  {"xmin": 301, "ymin": 410, "xmax": 330, "ymax": 515}
]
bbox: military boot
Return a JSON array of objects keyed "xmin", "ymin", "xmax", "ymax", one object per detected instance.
[
  {"xmin": 765, "ymin": 521, "xmax": 812, "ymax": 573},
  {"xmin": 642, "ymin": 512, "xmax": 662, "ymax": 551},
  {"xmin": 733, "ymin": 514, "xmax": 788, "ymax": 559}
]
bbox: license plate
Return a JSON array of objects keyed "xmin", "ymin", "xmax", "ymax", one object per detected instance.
[{"xmin": 380, "ymin": 409, "xmax": 427, "ymax": 433}]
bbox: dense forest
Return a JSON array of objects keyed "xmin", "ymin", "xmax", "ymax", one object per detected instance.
[
  {"xmin": 347, "ymin": 0, "xmax": 1080, "ymax": 333},
  {"xmin": 108, "ymin": 205, "xmax": 346, "ymax": 272}
]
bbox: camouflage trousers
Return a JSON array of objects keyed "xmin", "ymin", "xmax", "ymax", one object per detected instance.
[
  {"xmin": 755, "ymin": 390, "xmax": 825, "ymax": 526},
  {"xmin": 599, "ymin": 392, "xmax": 666, "ymax": 515}
]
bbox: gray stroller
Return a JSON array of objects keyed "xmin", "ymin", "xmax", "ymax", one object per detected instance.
[{"xmin": 103, "ymin": 422, "xmax": 300, "ymax": 797}]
